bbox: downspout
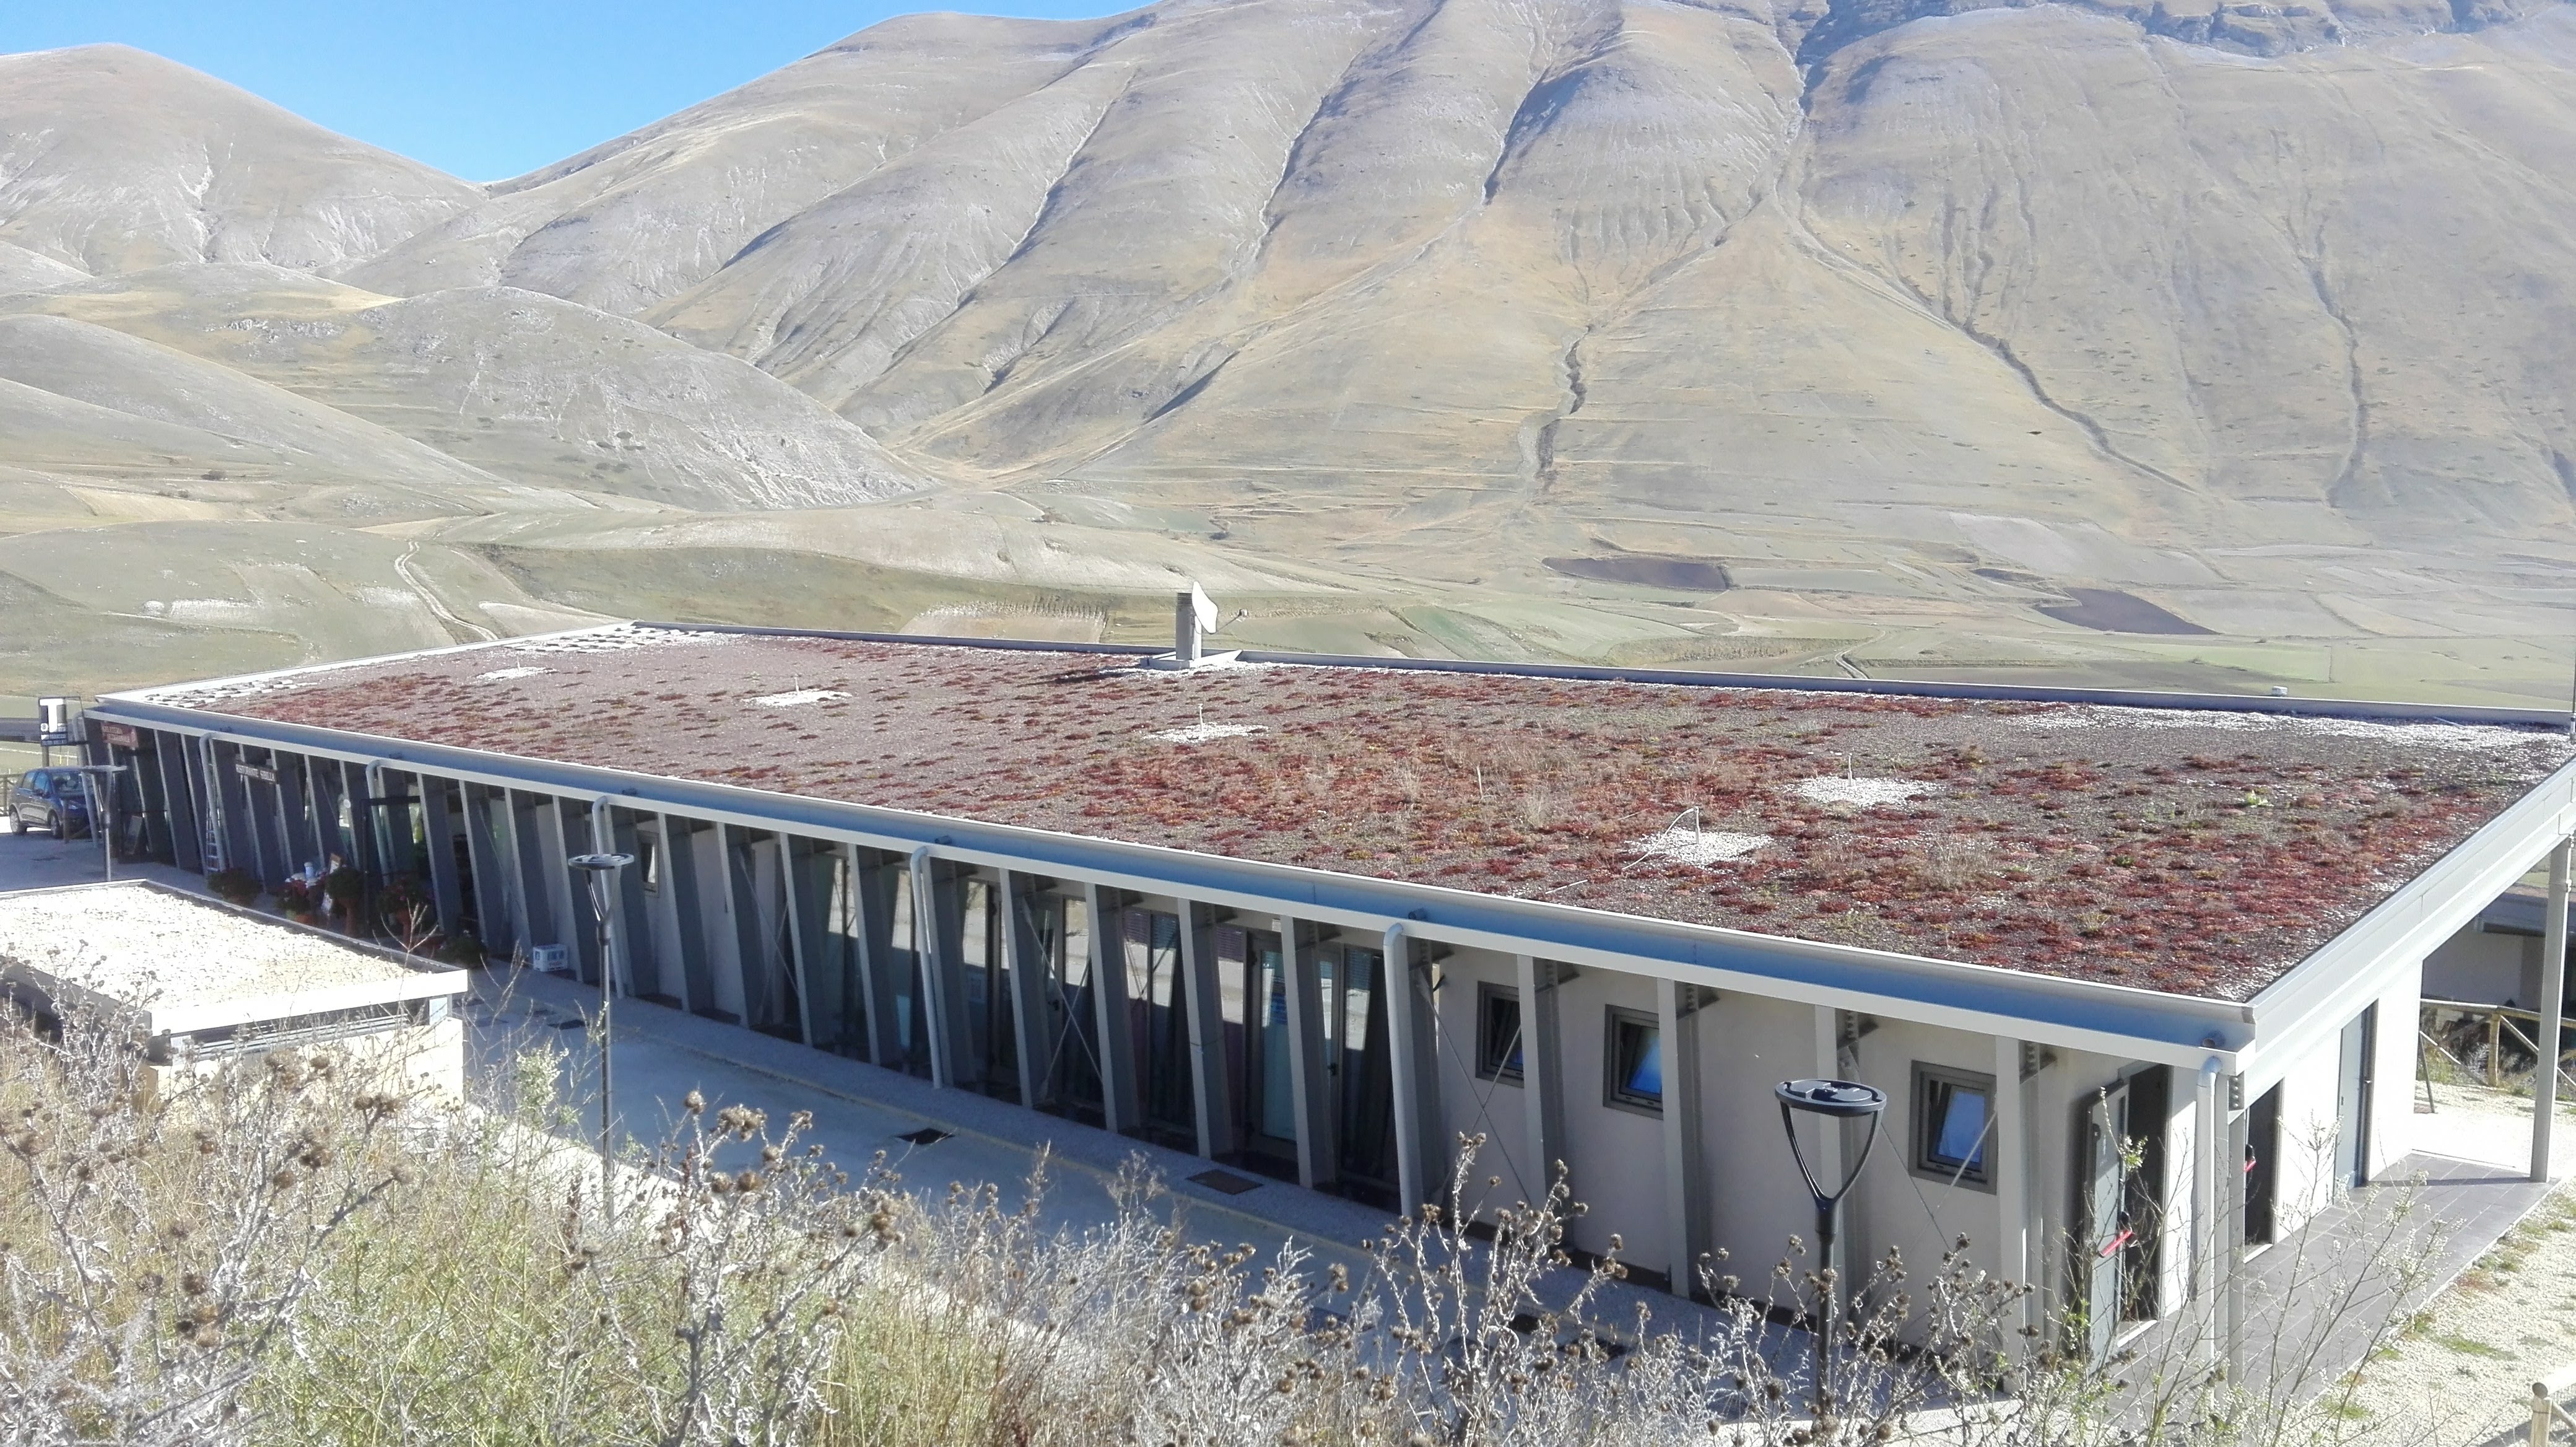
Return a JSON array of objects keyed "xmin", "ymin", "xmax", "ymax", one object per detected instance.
[{"xmin": 2193, "ymin": 1054, "xmax": 2223, "ymax": 1368}]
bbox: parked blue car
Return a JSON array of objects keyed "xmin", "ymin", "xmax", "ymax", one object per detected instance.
[{"xmin": 7, "ymin": 769, "xmax": 92, "ymax": 838}]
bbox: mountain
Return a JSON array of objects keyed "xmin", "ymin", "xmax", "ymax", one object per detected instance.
[{"xmin": 0, "ymin": 2, "xmax": 2572, "ymax": 704}]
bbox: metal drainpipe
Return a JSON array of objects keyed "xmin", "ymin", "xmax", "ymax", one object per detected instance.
[{"xmin": 2195, "ymin": 1054, "xmax": 2223, "ymax": 1366}]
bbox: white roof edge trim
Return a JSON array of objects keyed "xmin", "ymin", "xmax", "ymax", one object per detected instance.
[
  {"xmin": 2240, "ymin": 755, "xmax": 2576, "ymax": 1078},
  {"xmin": 95, "ymin": 701, "xmax": 2261, "ymax": 1066},
  {"xmin": 95, "ymin": 624, "xmax": 625, "ymax": 705}
]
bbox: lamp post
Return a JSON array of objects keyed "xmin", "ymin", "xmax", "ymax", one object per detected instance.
[
  {"xmin": 569, "ymin": 852, "xmax": 633, "ymax": 1225},
  {"xmin": 1776, "ymin": 1077, "xmax": 1889, "ymax": 1423}
]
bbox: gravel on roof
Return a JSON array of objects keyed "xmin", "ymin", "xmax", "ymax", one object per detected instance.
[
  {"xmin": 0, "ymin": 886, "xmax": 417, "ymax": 1010},
  {"xmin": 166, "ymin": 625, "xmax": 2576, "ymax": 1002}
]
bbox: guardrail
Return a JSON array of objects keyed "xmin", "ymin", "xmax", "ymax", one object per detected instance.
[{"xmin": 2424, "ymin": 997, "xmax": 2576, "ymax": 1095}]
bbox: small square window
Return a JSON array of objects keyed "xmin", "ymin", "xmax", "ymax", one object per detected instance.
[
  {"xmin": 1604, "ymin": 1007, "xmax": 1662, "ymax": 1115},
  {"xmin": 1476, "ymin": 983, "xmax": 1523, "ymax": 1083},
  {"xmin": 1912, "ymin": 1062, "xmax": 1996, "ymax": 1189}
]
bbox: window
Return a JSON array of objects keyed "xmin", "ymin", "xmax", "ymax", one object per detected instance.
[
  {"xmin": 1476, "ymin": 983, "xmax": 1523, "ymax": 1083},
  {"xmin": 1604, "ymin": 1007, "xmax": 1662, "ymax": 1115},
  {"xmin": 636, "ymin": 835, "xmax": 661, "ymax": 894},
  {"xmin": 1912, "ymin": 1062, "xmax": 1996, "ymax": 1189}
]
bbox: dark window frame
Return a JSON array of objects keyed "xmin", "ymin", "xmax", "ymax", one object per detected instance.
[
  {"xmin": 1603, "ymin": 1005, "xmax": 1663, "ymax": 1116},
  {"xmin": 1912, "ymin": 1061, "xmax": 1998, "ymax": 1191},
  {"xmin": 1475, "ymin": 982, "xmax": 1523, "ymax": 1083}
]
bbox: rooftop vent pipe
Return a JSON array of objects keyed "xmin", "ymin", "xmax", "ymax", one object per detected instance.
[{"xmin": 1146, "ymin": 583, "xmax": 1240, "ymax": 670}]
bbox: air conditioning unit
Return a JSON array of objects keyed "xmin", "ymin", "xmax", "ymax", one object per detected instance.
[{"xmin": 527, "ymin": 944, "xmax": 571, "ymax": 974}]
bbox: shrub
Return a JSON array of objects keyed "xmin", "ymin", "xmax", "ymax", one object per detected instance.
[{"xmin": 206, "ymin": 867, "xmax": 261, "ymax": 906}]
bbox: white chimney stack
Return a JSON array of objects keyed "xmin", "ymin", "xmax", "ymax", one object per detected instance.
[{"xmin": 1175, "ymin": 582, "xmax": 1217, "ymax": 666}]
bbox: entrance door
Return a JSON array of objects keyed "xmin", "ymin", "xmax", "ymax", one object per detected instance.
[
  {"xmin": 1123, "ymin": 909, "xmax": 1196, "ymax": 1150},
  {"xmin": 2078, "ymin": 1080, "xmax": 2131, "ymax": 1364},
  {"xmin": 2335, "ymin": 1006, "xmax": 2375, "ymax": 1188},
  {"xmin": 1218, "ymin": 927, "xmax": 1300, "ymax": 1180},
  {"xmin": 886, "ymin": 863, "xmax": 933, "ymax": 1078},
  {"xmin": 958, "ymin": 877, "xmax": 1020, "ymax": 1103},
  {"xmin": 1325, "ymin": 943, "xmax": 1398, "ymax": 1207},
  {"xmin": 1026, "ymin": 893, "xmax": 1105, "ymax": 1124},
  {"xmin": 2243, "ymin": 1084, "xmax": 2281, "ymax": 1246}
]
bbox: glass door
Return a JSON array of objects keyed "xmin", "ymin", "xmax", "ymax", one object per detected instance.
[
  {"xmin": 1324, "ymin": 944, "xmax": 1397, "ymax": 1207},
  {"xmin": 1030, "ymin": 893, "xmax": 1105, "ymax": 1124},
  {"xmin": 959, "ymin": 877, "xmax": 1020, "ymax": 1102},
  {"xmin": 1219, "ymin": 927, "xmax": 1299, "ymax": 1180},
  {"xmin": 887, "ymin": 864, "xmax": 933, "ymax": 1078},
  {"xmin": 1123, "ymin": 909, "xmax": 1195, "ymax": 1150}
]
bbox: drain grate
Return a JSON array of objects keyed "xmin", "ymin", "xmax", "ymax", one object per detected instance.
[
  {"xmin": 894, "ymin": 1127, "xmax": 952, "ymax": 1147},
  {"xmin": 1187, "ymin": 1168, "xmax": 1263, "ymax": 1196}
]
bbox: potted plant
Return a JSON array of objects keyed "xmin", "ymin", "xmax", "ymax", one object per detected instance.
[
  {"xmin": 323, "ymin": 863, "xmax": 367, "ymax": 935},
  {"xmin": 274, "ymin": 875, "xmax": 323, "ymax": 925},
  {"xmin": 206, "ymin": 867, "xmax": 261, "ymax": 907},
  {"xmin": 436, "ymin": 931, "xmax": 488, "ymax": 968}
]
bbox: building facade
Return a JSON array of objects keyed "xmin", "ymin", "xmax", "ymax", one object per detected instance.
[{"xmin": 77, "ymin": 623, "xmax": 2576, "ymax": 1366}]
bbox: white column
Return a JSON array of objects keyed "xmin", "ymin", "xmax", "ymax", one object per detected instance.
[
  {"xmin": 1515, "ymin": 955, "xmax": 1567, "ymax": 1207},
  {"xmin": 1001, "ymin": 871, "xmax": 1051, "ymax": 1109},
  {"xmin": 1658, "ymin": 980, "xmax": 1708, "ymax": 1296},
  {"xmin": 1281, "ymin": 914, "xmax": 1332, "ymax": 1189},
  {"xmin": 1384, "ymin": 923, "xmax": 1432, "ymax": 1213},
  {"xmin": 1085, "ymin": 884, "xmax": 1137, "ymax": 1135},
  {"xmin": 907, "ymin": 847, "xmax": 955, "ymax": 1088},
  {"xmin": 2535, "ymin": 837, "xmax": 2570, "ymax": 1183},
  {"xmin": 1178, "ymin": 900, "xmax": 1230, "ymax": 1160}
]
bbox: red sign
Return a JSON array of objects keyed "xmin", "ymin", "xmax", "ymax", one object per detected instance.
[{"xmin": 100, "ymin": 724, "xmax": 139, "ymax": 750}]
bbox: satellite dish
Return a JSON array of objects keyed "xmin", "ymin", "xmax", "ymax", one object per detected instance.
[{"xmin": 1188, "ymin": 582, "xmax": 1219, "ymax": 635}]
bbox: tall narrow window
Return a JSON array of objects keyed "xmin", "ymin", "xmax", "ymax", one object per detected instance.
[
  {"xmin": 1604, "ymin": 1007, "xmax": 1661, "ymax": 1115},
  {"xmin": 1476, "ymin": 983, "xmax": 1523, "ymax": 1083},
  {"xmin": 1912, "ymin": 1062, "xmax": 1996, "ymax": 1189}
]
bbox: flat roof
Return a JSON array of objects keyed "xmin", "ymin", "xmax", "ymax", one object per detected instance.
[
  {"xmin": 136, "ymin": 624, "xmax": 2574, "ymax": 1003},
  {"xmin": 0, "ymin": 881, "xmax": 461, "ymax": 1034}
]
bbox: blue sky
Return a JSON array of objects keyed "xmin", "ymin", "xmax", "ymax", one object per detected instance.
[{"xmin": 2, "ymin": 1, "xmax": 1124, "ymax": 183}]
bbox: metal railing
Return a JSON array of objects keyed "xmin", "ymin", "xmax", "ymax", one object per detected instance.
[{"xmin": 2423, "ymin": 997, "xmax": 2576, "ymax": 1096}]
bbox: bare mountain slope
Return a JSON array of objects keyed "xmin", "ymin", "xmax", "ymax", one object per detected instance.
[
  {"xmin": 3, "ymin": 5, "xmax": 2575, "ymax": 702},
  {"xmin": 339, "ymin": 11, "xmax": 1147, "ymax": 313},
  {"xmin": 0, "ymin": 45, "xmax": 479, "ymax": 276},
  {"xmin": 0, "ymin": 266, "xmax": 929, "ymax": 510},
  {"xmin": 0, "ymin": 313, "xmax": 506, "ymax": 494}
]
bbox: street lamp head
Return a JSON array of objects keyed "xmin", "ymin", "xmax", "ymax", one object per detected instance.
[
  {"xmin": 1775, "ymin": 1077, "xmax": 1887, "ymax": 1212},
  {"xmin": 568, "ymin": 852, "xmax": 634, "ymax": 873},
  {"xmin": 1775, "ymin": 1078, "xmax": 1887, "ymax": 1119}
]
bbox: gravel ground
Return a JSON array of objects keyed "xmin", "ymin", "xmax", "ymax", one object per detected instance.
[
  {"xmin": 0, "ymin": 882, "xmax": 421, "ymax": 1008},
  {"xmin": 2346, "ymin": 1084, "xmax": 2576, "ymax": 1446}
]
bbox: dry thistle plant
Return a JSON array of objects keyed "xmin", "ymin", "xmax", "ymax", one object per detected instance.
[
  {"xmin": 0, "ymin": 996, "xmax": 2457, "ymax": 1447},
  {"xmin": 0, "ymin": 1000, "xmax": 412, "ymax": 1446}
]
